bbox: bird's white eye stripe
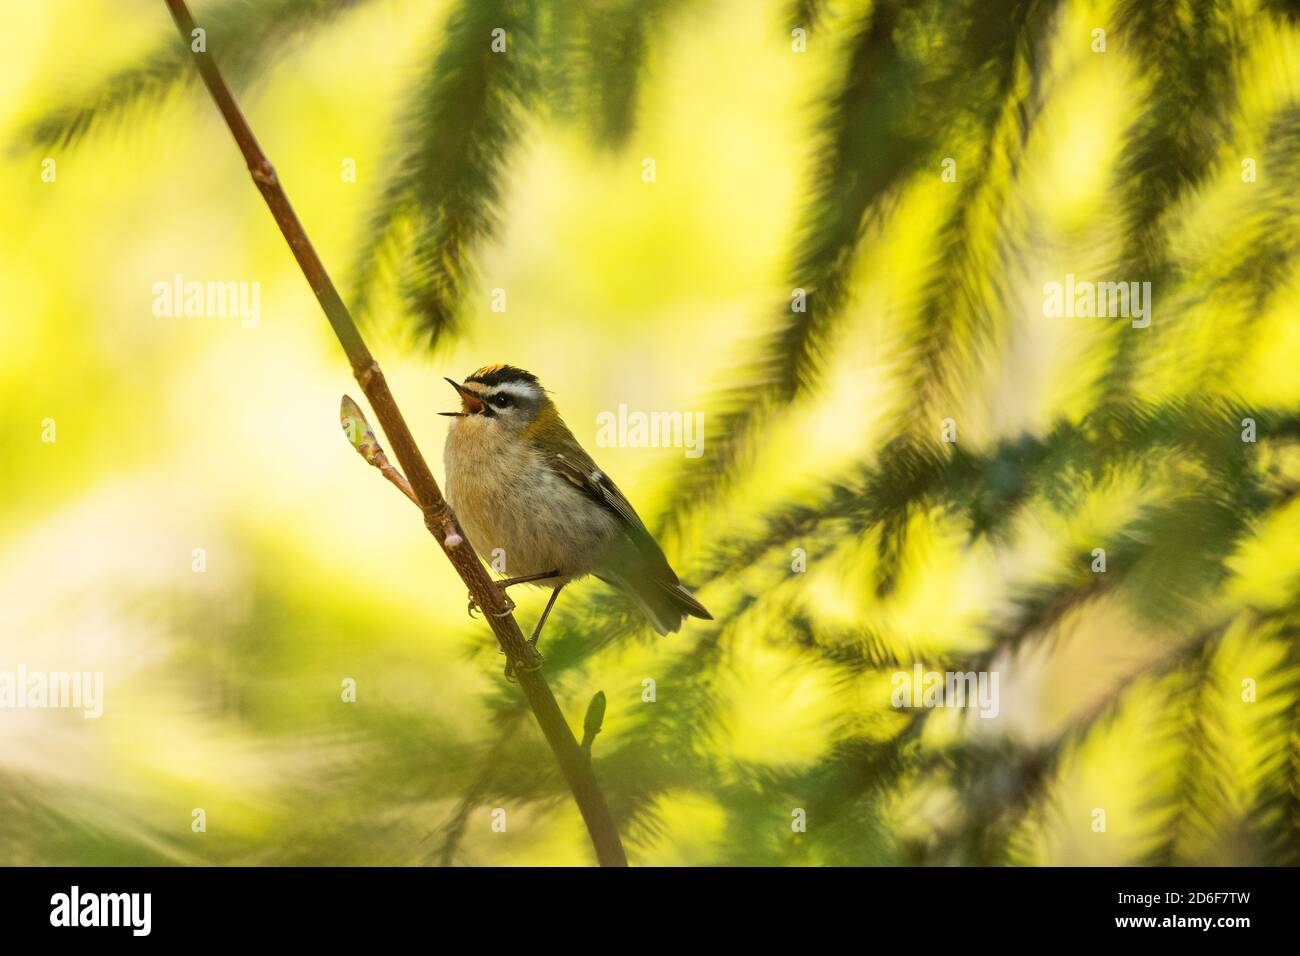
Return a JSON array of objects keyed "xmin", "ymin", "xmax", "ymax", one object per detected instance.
[{"xmin": 485, "ymin": 381, "xmax": 542, "ymax": 401}]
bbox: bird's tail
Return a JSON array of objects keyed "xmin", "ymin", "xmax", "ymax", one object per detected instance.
[{"xmin": 602, "ymin": 571, "xmax": 712, "ymax": 636}]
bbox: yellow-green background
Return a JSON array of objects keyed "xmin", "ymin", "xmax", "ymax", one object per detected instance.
[{"xmin": 1, "ymin": 0, "xmax": 1298, "ymax": 865}]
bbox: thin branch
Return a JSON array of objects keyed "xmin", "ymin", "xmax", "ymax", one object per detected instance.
[
  {"xmin": 340, "ymin": 395, "xmax": 419, "ymax": 507},
  {"xmin": 161, "ymin": 0, "xmax": 626, "ymax": 867}
]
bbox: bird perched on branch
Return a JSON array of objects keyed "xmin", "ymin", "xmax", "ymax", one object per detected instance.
[{"xmin": 442, "ymin": 364, "xmax": 711, "ymax": 650}]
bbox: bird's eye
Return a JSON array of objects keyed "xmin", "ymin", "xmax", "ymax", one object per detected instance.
[{"xmin": 490, "ymin": 393, "xmax": 511, "ymax": 408}]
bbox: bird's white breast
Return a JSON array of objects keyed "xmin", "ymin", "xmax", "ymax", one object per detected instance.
[{"xmin": 444, "ymin": 419, "xmax": 620, "ymax": 582}]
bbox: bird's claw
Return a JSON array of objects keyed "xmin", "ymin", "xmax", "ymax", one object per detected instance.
[
  {"xmin": 468, "ymin": 588, "xmax": 515, "ymax": 618},
  {"xmin": 503, "ymin": 648, "xmax": 544, "ymax": 681}
]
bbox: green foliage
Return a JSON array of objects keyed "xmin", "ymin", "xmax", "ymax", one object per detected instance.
[
  {"xmin": 350, "ymin": 0, "xmax": 541, "ymax": 344},
  {"xmin": 18, "ymin": 0, "xmax": 691, "ymax": 347},
  {"xmin": 352, "ymin": 0, "xmax": 691, "ymax": 343},
  {"xmin": 17, "ymin": 0, "xmax": 377, "ymax": 152},
  {"xmin": 14, "ymin": 0, "xmax": 1300, "ymax": 865}
]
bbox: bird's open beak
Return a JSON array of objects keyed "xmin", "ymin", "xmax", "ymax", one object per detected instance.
[{"xmin": 439, "ymin": 378, "xmax": 486, "ymax": 417}]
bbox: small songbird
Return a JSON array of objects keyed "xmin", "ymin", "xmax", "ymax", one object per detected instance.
[{"xmin": 442, "ymin": 364, "xmax": 711, "ymax": 647}]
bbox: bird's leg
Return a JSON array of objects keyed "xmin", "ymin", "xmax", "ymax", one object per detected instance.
[
  {"xmin": 467, "ymin": 569, "xmax": 559, "ymax": 618},
  {"xmin": 504, "ymin": 585, "xmax": 564, "ymax": 680},
  {"xmin": 528, "ymin": 585, "xmax": 564, "ymax": 648},
  {"xmin": 497, "ymin": 570, "xmax": 561, "ymax": 590}
]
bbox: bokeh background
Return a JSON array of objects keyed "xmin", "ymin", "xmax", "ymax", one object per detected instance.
[{"xmin": 2, "ymin": 0, "xmax": 1299, "ymax": 865}]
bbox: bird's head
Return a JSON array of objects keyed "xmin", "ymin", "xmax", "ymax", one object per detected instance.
[{"xmin": 441, "ymin": 364, "xmax": 552, "ymax": 436}]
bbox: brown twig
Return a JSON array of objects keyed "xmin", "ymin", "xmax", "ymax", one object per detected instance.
[{"xmin": 162, "ymin": 0, "xmax": 626, "ymax": 866}]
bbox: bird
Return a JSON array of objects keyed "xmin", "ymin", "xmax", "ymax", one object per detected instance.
[{"xmin": 441, "ymin": 364, "xmax": 711, "ymax": 651}]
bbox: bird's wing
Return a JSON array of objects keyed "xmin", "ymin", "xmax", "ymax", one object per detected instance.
[
  {"xmin": 544, "ymin": 431, "xmax": 712, "ymax": 630},
  {"xmin": 547, "ymin": 444, "xmax": 653, "ymax": 540}
]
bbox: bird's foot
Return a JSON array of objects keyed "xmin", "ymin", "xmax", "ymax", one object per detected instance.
[
  {"xmin": 467, "ymin": 588, "xmax": 515, "ymax": 619},
  {"xmin": 503, "ymin": 648, "xmax": 545, "ymax": 681}
]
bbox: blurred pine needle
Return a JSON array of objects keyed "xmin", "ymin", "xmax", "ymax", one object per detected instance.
[{"xmin": 11, "ymin": 0, "xmax": 1300, "ymax": 865}]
